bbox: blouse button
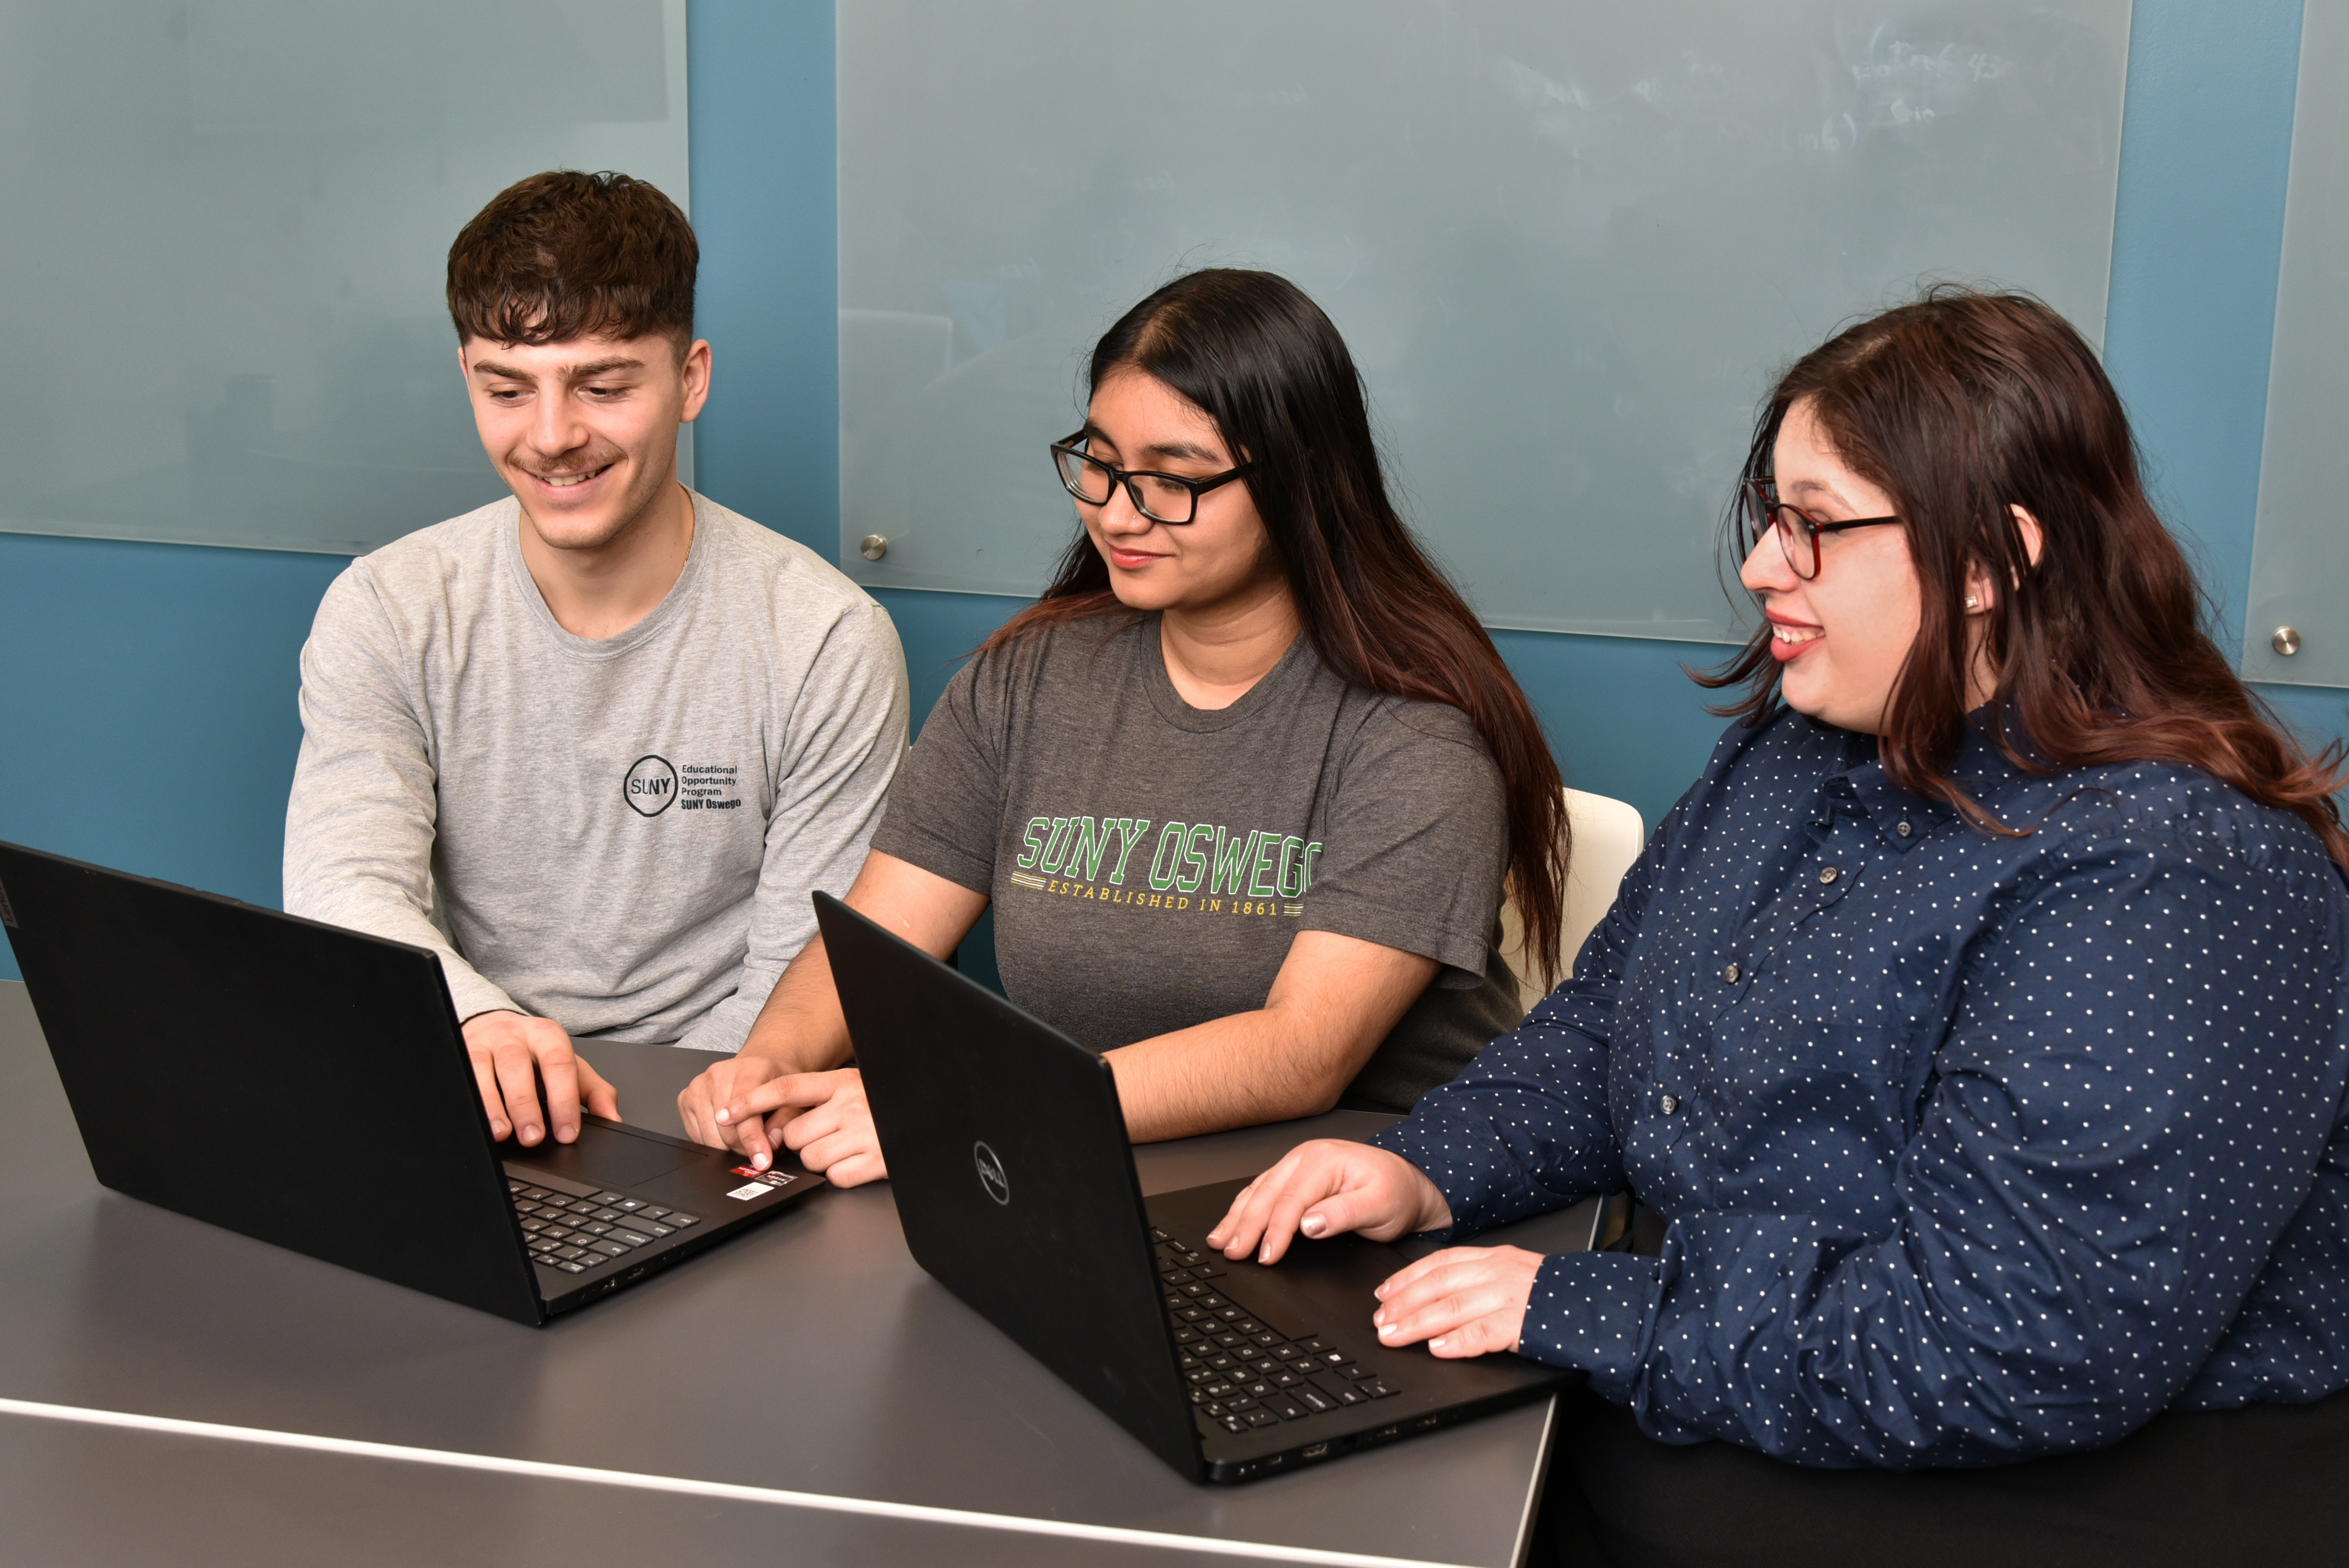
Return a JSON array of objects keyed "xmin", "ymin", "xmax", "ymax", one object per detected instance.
[
  {"xmin": 1896, "ymin": 820, "xmax": 1913, "ymax": 837},
  {"xmin": 1723, "ymin": 962, "xmax": 1741, "ymax": 984},
  {"xmin": 1659, "ymin": 1094, "xmax": 1680, "ymax": 1115},
  {"xmin": 1818, "ymin": 866, "xmax": 1840, "ymax": 884}
]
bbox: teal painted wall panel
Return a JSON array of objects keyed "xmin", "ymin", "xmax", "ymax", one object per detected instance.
[
  {"xmin": 1488, "ymin": 631, "xmax": 1729, "ymax": 832},
  {"xmin": 2257, "ymin": 682, "xmax": 2349, "ymax": 757},
  {"xmin": 2103, "ymin": 0, "xmax": 2307, "ymax": 657},
  {"xmin": 685, "ymin": 0, "xmax": 838, "ymax": 557},
  {"xmin": 0, "ymin": 533, "xmax": 345, "ymax": 981}
]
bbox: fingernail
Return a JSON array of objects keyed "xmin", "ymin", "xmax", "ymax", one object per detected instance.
[
  {"xmin": 1431, "ymin": 1336, "xmax": 1449, "ymax": 1351},
  {"xmin": 715, "ymin": 1108, "xmax": 731, "ymax": 1124},
  {"xmin": 1301, "ymin": 1215, "xmax": 1327, "ymax": 1238},
  {"xmin": 1374, "ymin": 1284, "xmax": 1388, "ymax": 1299},
  {"xmin": 1258, "ymin": 1247, "xmax": 1272, "ymax": 1264},
  {"xmin": 1379, "ymin": 1323, "xmax": 1401, "ymax": 1339},
  {"xmin": 558, "ymin": 1124, "xmax": 574, "ymax": 1141},
  {"xmin": 522, "ymin": 1124, "xmax": 540, "ymax": 1144},
  {"xmin": 754, "ymin": 1151, "xmax": 769, "ymax": 1170},
  {"xmin": 1205, "ymin": 1231, "xmax": 1224, "ymax": 1246}
]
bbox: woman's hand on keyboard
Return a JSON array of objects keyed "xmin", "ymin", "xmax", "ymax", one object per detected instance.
[
  {"xmin": 1370, "ymin": 1245, "xmax": 1543, "ymax": 1358},
  {"xmin": 1204, "ymin": 1139, "xmax": 1452, "ymax": 1266}
]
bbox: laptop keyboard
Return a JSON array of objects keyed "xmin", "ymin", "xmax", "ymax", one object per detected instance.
[
  {"xmin": 508, "ymin": 1172, "xmax": 700, "ymax": 1275},
  {"xmin": 1153, "ymin": 1227, "xmax": 1401, "ymax": 1436}
]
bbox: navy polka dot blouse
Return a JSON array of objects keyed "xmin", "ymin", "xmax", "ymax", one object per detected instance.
[{"xmin": 1373, "ymin": 708, "xmax": 2349, "ymax": 1468}]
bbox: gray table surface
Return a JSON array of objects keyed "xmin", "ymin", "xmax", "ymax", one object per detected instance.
[{"xmin": 0, "ymin": 980, "xmax": 1591, "ymax": 1566}]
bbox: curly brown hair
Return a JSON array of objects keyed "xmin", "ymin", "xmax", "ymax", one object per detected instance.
[{"xmin": 446, "ymin": 170, "xmax": 695, "ymax": 351}]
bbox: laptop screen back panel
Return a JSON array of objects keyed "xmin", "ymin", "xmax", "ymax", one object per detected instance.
[
  {"xmin": 0, "ymin": 842, "xmax": 544, "ymax": 1326},
  {"xmin": 816, "ymin": 895, "xmax": 1202, "ymax": 1479}
]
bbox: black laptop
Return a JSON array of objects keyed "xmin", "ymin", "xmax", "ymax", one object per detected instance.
[
  {"xmin": 814, "ymin": 891, "xmax": 1570, "ymax": 1483},
  {"xmin": 0, "ymin": 840, "xmax": 821, "ymax": 1326}
]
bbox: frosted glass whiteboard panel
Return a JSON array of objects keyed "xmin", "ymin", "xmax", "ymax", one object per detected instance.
[
  {"xmin": 2245, "ymin": 0, "xmax": 2349, "ymax": 689},
  {"xmin": 839, "ymin": 0, "xmax": 2128, "ymax": 640},
  {"xmin": 0, "ymin": 0, "xmax": 688, "ymax": 557}
]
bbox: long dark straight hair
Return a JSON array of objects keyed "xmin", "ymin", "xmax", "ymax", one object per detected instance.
[
  {"xmin": 1697, "ymin": 287, "xmax": 2349, "ymax": 865},
  {"xmin": 984, "ymin": 269, "xmax": 1570, "ymax": 981}
]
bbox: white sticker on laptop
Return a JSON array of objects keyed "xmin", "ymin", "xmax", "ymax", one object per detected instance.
[{"xmin": 726, "ymin": 1182, "xmax": 770, "ymax": 1201}]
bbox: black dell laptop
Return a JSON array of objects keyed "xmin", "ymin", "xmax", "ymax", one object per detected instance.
[
  {"xmin": 814, "ymin": 891, "xmax": 1570, "ymax": 1484},
  {"xmin": 0, "ymin": 840, "xmax": 820, "ymax": 1326}
]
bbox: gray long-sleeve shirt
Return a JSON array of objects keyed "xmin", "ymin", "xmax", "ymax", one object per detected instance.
[{"xmin": 284, "ymin": 492, "xmax": 907, "ymax": 1054}]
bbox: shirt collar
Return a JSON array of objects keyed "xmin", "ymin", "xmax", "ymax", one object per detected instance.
[{"xmin": 1818, "ymin": 709, "xmax": 2037, "ymax": 852}]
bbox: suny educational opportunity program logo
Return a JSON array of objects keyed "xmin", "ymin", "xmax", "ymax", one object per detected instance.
[{"xmin": 624, "ymin": 755, "xmax": 679, "ymax": 816}]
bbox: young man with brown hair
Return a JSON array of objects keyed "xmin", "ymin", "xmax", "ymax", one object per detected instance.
[{"xmin": 284, "ymin": 171, "xmax": 906, "ymax": 1149}]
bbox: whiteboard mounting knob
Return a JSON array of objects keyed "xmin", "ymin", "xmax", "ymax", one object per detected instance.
[
  {"xmin": 2274, "ymin": 625, "xmax": 2302, "ymax": 657},
  {"xmin": 860, "ymin": 534, "xmax": 889, "ymax": 561}
]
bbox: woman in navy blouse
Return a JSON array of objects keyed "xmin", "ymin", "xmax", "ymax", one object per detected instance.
[{"xmin": 1211, "ymin": 291, "xmax": 2349, "ymax": 1559}]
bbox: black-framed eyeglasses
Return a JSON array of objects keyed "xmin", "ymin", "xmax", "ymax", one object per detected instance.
[
  {"xmin": 1050, "ymin": 431, "xmax": 1253, "ymax": 525},
  {"xmin": 1740, "ymin": 479, "xmax": 1900, "ymax": 581}
]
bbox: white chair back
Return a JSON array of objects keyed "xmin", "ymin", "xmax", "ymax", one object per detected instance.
[{"xmin": 1497, "ymin": 788, "xmax": 1646, "ymax": 1017}]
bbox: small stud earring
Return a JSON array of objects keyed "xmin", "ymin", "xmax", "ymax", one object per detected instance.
[{"xmin": 1965, "ymin": 595, "xmax": 1980, "ymax": 610}]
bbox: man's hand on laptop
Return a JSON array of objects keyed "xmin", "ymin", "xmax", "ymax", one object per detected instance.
[
  {"xmin": 461, "ymin": 1010, "xmax": 619, "ymax": 1146},
  {"xmin": 679, "ymin": 1059, "xmax": 888, "ymax": 1188},
  {"xmin": 1205, "ymin": 1139, "xmax": 1453, "ymax": 1265}
]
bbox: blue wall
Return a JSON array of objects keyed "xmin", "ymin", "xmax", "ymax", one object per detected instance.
[
  {"xmin": 0, "ymin": 535, "xmax": 345, "ymax": 971},
  {"xmin": 2101, "ymin": 0, "xmax": 2347, "ymax": 754},
  {"xmin": 2105, "ymin": 0, "xmax": 2305, "ymax": 659},
  {"xmin": 2, "ymin": 0, "xmax": 2341, "ymax": 986}
]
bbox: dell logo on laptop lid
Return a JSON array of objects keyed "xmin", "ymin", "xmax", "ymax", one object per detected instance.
[{"xmin": 973, "ymin": 1141, "xmax": 1010, "ymax": 1205}]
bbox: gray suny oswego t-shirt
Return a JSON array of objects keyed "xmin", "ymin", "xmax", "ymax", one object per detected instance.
[{"xmin": 871, "ymin": 613, "xmax": 1524, "ymax": 1110}]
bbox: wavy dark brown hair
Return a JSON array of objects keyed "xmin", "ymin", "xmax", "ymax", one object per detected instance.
[
  {"xmin": 1697, "ymin": 287, "xmax": 2349, "ymax": 866},
  {"xmin": 984, "ymin": 269, "xmax": 1570, "ymax": 981},
  {"xmin": 446, "ymin": 170, "xmax": 695, "ymax": 350}
]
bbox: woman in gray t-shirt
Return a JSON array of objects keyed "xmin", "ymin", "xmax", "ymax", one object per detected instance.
[{"xmin": 678, "ymin": 269, "xmax": 1571, "ymax": 1185}]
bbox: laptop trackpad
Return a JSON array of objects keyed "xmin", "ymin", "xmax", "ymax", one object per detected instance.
[
  {"xmin": 501, "ymin": 1121, "xmax": 700, "ymax": 1192},
  {"xmin": 1148, "ymin": 1178, "xmax": 1402, "ymax": 1341}
]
